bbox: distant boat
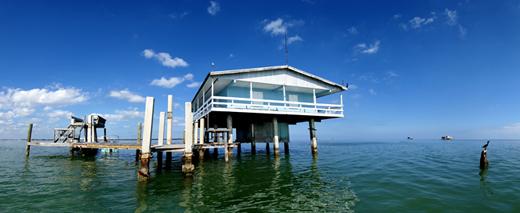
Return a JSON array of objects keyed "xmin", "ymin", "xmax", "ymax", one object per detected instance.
[
  {"xmin": 407, "ymin": 137, "xmax": 414, "ymax": 140},
  {"xmin": 441, "ymin": 136, "xmax": 453, "ymax": 141}
]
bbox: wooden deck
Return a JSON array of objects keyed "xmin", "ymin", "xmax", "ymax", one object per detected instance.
[{"xmin": 29, "ymin": 141, "xmax": 239, "ymax": 152}]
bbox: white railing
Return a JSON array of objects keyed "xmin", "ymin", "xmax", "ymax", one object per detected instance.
[{"xmin": 193, "ymin": 95, "xmax": 343, "ymax": 120}]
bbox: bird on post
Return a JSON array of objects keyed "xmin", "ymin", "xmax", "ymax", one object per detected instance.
[{"xmin": 480, "ymin": 140, "xmax": 490, "ymax": 169}]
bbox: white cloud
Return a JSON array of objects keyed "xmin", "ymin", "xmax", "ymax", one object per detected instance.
[
  {"xmin": 207, "ymin": 1, "xmax": 220, "ymax": 16},
  {"xmin": 264, "ymin": 18, "xmax": 287, "ymax": 36},
  {"xmin": 368, "ymin": 89, "xmax": 377, "ymax": 95},
  {"xmin": 109, "ymin": 89, "xmax": 145, "ymax": 103},
  {"xmin": 183, "ymin": 73, "xmax": 194, "ymax": 81},
  {"xmin": 150, "ymin": 77, "xmax": 184, "ymax": 88},
  {"xmin": 409, "ymin": 16, "xmax": 435, "ymax": 29},
  {"xmin": 386, "ymin": 71, "xmax": 399, "ymax": 78},
  {"xmin": 0, "ymin": 86, "xmax": 87, "ymax": 134},
  {"xmin": 102, "ymin": 108, "xmax": 143, "ymax": 122},
  {"xmin": 150, "ymin": 73, "xmax": 196, "ymax": 88},
  {"xmin": 287, "ymin": 35, "xmax": 303, "ymax": 45},
  {"xmin": 444, "ymin": 9, "xmax": 458, "ymax": 26},
  {"xmin": 47, "ymin": 110, "xmax": 72, "ymax": 119},
  {"xmin": 186, "ymin": 82, "xmax": 201, "ymax": 88},
  {"xmin": 142, "ymin": 49, "xmax": 188, "ymax": 69},
  {"xmin": 355, "ymin": 40, "xmax": 380, "ymax": 54},
  {"xmin": 0, "ymin": 87, "xmax": 87, "ymax": 120}
]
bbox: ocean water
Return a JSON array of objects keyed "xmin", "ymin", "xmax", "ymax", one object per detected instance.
[{"xmin": 1, "ymin": 139, "xmax": 519, "ymax": 212}]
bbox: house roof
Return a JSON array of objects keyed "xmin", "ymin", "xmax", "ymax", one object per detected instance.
[{"xmin": 191, "ymin": 65, "xmax": 348, "ymax": 103}]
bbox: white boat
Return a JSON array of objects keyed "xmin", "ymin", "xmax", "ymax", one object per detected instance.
[{"xmin": 441, "ymin": 136, "xmax": 453, "ymax": 141}]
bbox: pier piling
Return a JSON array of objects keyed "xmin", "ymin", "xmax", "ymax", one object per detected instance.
[
  {"xmin": 273, "ymin": 117, "xmax": 279, "ymax": 156},
  {"xmin": 165, "ymin": 95, "xmax": 173, "ymax": 166},
  {"xmin": 138, "ymin": 97, "xmax": 154, "ymax": 181},
  {"xmin": 135, "ymin": 123, "xmax": 142, "ymax": 163},
  {"xmin": 182, "ymin": 102, "xmax": 195, "ymax": 174},
  {"xmin": 309, "ymin": 118, "xmax": 318, "ymax": 155},
  {"xmin": 25, "ymin": 123, "xmax": 33, "ymax": 157}
]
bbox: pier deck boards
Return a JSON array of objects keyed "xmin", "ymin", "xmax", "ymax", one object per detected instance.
[{"xmin": 29, "ymin": 141, "xmax": 240, "ymax": 152}]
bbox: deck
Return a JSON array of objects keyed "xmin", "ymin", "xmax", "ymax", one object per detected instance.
[{"xmin": 193, "ymin": 96, "xmax": 343, "ymax": 121}]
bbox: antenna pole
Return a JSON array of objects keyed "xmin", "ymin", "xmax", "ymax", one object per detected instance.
[{"xmin": 284, "ymin": 32, "xmax": 288, "ymax": 65}]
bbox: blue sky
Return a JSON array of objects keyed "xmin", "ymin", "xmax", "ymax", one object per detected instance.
[{"xmin": 1, "ymin": 0, "xmax": 520, "ymax": 140}]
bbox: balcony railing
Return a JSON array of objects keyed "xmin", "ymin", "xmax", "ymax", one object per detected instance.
[{"xmin": 193, "ymin": 96, "xmax": 343, "ymax": 120}]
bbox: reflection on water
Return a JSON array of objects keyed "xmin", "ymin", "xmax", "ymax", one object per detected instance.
[
  {"xmin": 479, "ymin": 168, "xmax": 493, "ymax": 198},
  {"xmin": 173, "ymin": 148, "xmax": 358, "ymax": 212}
]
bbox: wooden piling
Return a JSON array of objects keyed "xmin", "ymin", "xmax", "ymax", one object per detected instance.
[
  {"xmin": 284, "ymin": 142, "xmax": 289, "ymax": 155},
  {"xmin": 237, "ymin": 143, "xmax": 241, "ymax": 156},
  {"xmin": 266, "ymin": 142, "xmax": 270, "ymax": 155},
  {"xmin": 309, "ymin": 118, "xmax": 318, "ymax": 155},
  {"xmin": 135, "ymin": 123, "xmax": 142, "ymax": 163},
  {"xmin": 273, "ymin": 117, "xmax": 279, "ymax": 156},
  {"xmin": 182, "ymin": 102, "xmax": 195, "ymax": 174},
  {"xmin": 251, "ymin": 123, "xmax": 256, "ymax": 154},
  {"xmin": 25, "ymin": 123, "xmax": 33, "ymax": 157},
  {"xmin": 138, "ymin": 97, "xmax": 154, "ymax": 181}
]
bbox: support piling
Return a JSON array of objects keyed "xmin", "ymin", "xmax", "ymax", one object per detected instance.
[
  {"xmin": 182, "ymin": 102, "xmax": 195, "ymax": 174},
  {"xmin": 138, "ymin": 97, "xmax": 154, "ymax": 181},
  {"xmin": 25, "ymin": 123, "xmax": 33, "ymax": 157}
]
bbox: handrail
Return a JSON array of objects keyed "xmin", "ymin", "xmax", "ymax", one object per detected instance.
[
  {"xmin": 193, "ymin": 95, "xmax": 343, "ymax": 120},
  {"xmin": 212, "ymin": 96, "xmax": 342, "ymax": 107}
]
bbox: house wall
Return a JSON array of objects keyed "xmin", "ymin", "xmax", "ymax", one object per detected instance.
[{"xmin": 217, "ymin": 83, "xmax": 313, "ymax": 103}]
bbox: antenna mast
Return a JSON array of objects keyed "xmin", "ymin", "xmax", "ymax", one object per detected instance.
[{"xmin": 284, "ymin": 32, "xmax": 288, "ymax": 65}]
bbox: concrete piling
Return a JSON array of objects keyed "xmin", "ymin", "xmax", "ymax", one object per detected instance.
[
  {"xmin": 165, "ymin": 95, "xmax": 173, "ymax": 166},
  {"xmin": 182, "ymin": 102, "xmax": 195, "ymax": 174},
  {"xmin": 273, "ymin": 117, "xmax": 279, "ymax": 156},
  {"xmin": 138, "ymin": 97, "xmax": 154, "ymax": 181},
  {"xmin": 309, "ymin": 118, "xmax": 318, "ymax": 155}
]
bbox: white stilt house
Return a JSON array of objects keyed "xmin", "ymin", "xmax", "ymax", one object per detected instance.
[{"xmin": 191, "ymin": 65, "xmax": 347, "ymax": 154}]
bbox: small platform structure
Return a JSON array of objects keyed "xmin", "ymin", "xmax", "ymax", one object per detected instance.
[{"xmin": 190, "ymin": 65, "xmax": 347, "ymax": 157}]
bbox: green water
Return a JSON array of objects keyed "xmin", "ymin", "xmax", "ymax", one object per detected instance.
[{"xmin": 1, "ymin": 139, "xmax": 519, "ymax": 212}]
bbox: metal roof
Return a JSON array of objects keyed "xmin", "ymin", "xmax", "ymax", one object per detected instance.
[{"xmin": 191, "ymin": 65, "xmax": 348, "ymax": 103}]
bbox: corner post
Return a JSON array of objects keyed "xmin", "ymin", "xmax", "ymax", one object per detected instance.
[
  {"xmin": 273, "ymin": 117, "xmax": 279, "ymax": 156},
  {"xmin": 25, "ymin": 123, "xmax": 33, "ymax": 157},
  {"xmin": 182, "ymin": 102, "xmax": 195, "ymax": 174},
  {"xmin": 138, "ymin": 97, "xmax": 154, "ymax": 181},
  {"xmin": 309, "ymin": 118, "xmax": 318, "ymax": 155}
]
